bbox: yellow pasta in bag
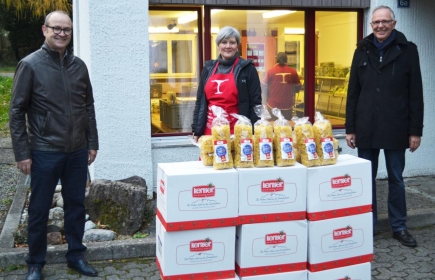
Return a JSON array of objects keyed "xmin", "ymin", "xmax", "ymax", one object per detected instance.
[
  {"xmin": 210, "ymin": 105, "xmax": 233, "ymax": 170},
  {"xmin": 292, "ymin": 116, "xmax": 319, "ymax": 167},
  {"xmin": 313, "ymin": 111, "xmax": 337, "ymax": 166},
  {"xmin": 232, "ymin": 114, "xmax": 254, "ymax": 168},
  {"xmin": 198, "ymin": 135, "xmax": 213, "ymax": 166},
  {"xmin": 253, "ymin": 105, "xmax": 274, "ymax": 167},
  {"xmin": 272, "ymin": 108, "xmax": 295, "ymax": 166},
  {"xmin": 333, "ymin": 137, "xmax": 340, "ymax": 160}
]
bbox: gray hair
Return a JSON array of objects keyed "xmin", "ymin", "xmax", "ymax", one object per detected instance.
[
  {"xmin": 44, "ymin": 10, "xmax": 72, "ymax": 26},
  {"xmin": 372, "ymin": 5, "xmax": 395, "ymax": 20},
  {"xmin": 215, "ymin": 26, "xmax": 241, "ymax": 46}
]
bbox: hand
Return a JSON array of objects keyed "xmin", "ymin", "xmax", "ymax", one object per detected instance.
[
  {"xmin": 17, "ymin": 159, "xmax": 32, "ymax": 175},
  {"xmin": 346, "ymin": 133, "xmax": 356, "ymax": 149},
  {"xmin": 193, "ymin": 136, "xmax": 199, "ymax": 143},
  {"xmin": 88, "ymin": 150, "xmax": 97, "ymax": 165},
  {"xmin": 409, "ymin": 135, "xmax": 421, "ymax": 152}
]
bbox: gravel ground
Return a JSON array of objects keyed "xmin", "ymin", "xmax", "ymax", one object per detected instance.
[{"xmin": 0, "ymin": 164, "xmax": 20, "ymax": 233}]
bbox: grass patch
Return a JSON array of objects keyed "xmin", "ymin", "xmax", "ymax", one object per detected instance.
[
  {"xmin": 0, "ymin": 76, "xmax": 13, "ymax": 136},
  {"xmin": 0, "ymin": 197, "xmax": 12, "ymax": 206},
  {"xmin": 0, "ymin": 66, "xmax": 15, "ymax": 73}
]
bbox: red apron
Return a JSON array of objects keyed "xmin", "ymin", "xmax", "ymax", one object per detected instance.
[{"xmin": 203, "ymin": 58, "xmax": 239, "ymax": 135}]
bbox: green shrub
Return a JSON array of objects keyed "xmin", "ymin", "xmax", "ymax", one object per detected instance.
[{"xmin": 0, "ymin": 76, "xmax": 13, "ymax": 136}]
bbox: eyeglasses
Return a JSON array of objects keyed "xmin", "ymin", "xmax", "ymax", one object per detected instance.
[
  {"xmin": 45, "ymin": 25, "xmax": 72, "ymax": 35},
  {"xmin": 370, "ymin": 20, "xmax": 394, "ymax": 27}
]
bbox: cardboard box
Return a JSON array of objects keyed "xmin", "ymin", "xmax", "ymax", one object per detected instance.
[
  {"xmin": 157, "ymin": 161, "xmax": 238, "ymax": 231},
  {"xmin": 308, "ymin": 262, "xmax": 371, "ymax": 280},
  {"xmin": 306, "ymin": 154, "xmax": 372, "ymax": 220},
  {"xmin": 235, "ymin": 221, "xmax": 308, "ymax": 277},
  {"xmin": 156, "ymin": 216, "xmax": 236, "ymax": 279},
  {"xmin": 238, "ymin": 270, "xmax": 307, "ymax": 280},
  {"xmin": 307, "ymin": 213, "xmax": 373, "ymax": 272},
  {"xmin": 237, "ymin": 164, "xmax": 307, "ymax": 224}
]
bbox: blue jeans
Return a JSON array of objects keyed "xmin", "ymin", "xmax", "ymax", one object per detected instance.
[
  {"xmin": 358, "ymin": 148, "xmax": 407, "ymax": 232},
  {"xmin": 26, "ymin": 149, "xmax": 88, "ymax": 268}
]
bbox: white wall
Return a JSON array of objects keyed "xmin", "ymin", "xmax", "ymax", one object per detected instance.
[
  {"xmin": 75, "ymin": 0, "xmax": 435, "ymax": 194},
  {"xmin": 73, "ymin": 0, "xmax": 153, "ymax": 194}
]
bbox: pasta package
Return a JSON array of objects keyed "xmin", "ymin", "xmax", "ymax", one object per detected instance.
[
  {"xmin": 211, "ymin": 105, "xmax": 233, "ymax": 170},
  {"xmin": 232, "ymin": 114, "xmax": 254, "ymax": 168},
  {"xmin": 272, "ymin": 108, "xmax": 295, "ymax": 166},
  {"xmin": 292, "ymin": 116, "xmax": 319, "ymax": 167},
  {"xmin": 198, "ymin": 135, "xmax": 213, "ymax": 166},
  {"xmin": 313, "ymin": 111, "xmax": 336, "ymax": 166},
  {"xmin": 333, "ymin": 137, "xmax": 340, "ymax": 160},
  {"xmin": 253, "ymin": 105, "xmax": 274, "ymax": 167}
]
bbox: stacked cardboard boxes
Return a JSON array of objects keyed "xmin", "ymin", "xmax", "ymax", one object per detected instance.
[
  {"xmin": 156, "ymin": 161, "xmax": 239, "ymax": 279},
  {"xmin": 156, "ymin": 154, "xmax": 374, "ymax": 279},
  {"xmin": 306, "ymin": 154, "xmax": 373, "ymax": 278},
  {"xmin": 235, "ymin": 165, "xmax": 308, "ymax": 279}
]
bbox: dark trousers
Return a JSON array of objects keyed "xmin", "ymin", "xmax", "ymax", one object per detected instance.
[
  {"xmin": 26, "ymin": 148, "xmax": 88, "ymax": 268},
  {"xmin": 358, "ymin": 148, "xmax": 407, "ymax": 232}
]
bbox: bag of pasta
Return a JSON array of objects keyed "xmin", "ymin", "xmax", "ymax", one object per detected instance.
[
  {"xmin": 272, "ymin": 108, "xmax": 295, "ymax": 166},
  {"xmin": 198, "ymin": 135, "xmax": 213, "ymax": 166},
  {"xmin": 231, "ymin": 113, "xmax": 254, "ymax": 168},
  {"xmin": 210, "ymin": 105, "xmax": 233, "ymax": 170},
  {"xmin": 253, "ymin": 105, "xmax": 274, "ymax": 167},
  {"xmin": 313, "ymin": 111, "xmax": 337, "ymax": 165},
  {"xmin": 292, "ymin": 116, "xmax": 319, "ymax": 167},
  {"xmin": 333, "ymin": 137, "xmax": 340, "ymax": 160}
]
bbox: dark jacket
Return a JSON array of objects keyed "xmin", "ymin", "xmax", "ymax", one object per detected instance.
[
  {"xmin": 345, "ymin": 30, "xmax": 424, "ymax": 149},
  {"xmin": 9, "ymin": 43, "xmax": 98, "ymax": 161},
  {"xmin": 191, "ymin": 57, "xmax": 262, "ymax": 136}
]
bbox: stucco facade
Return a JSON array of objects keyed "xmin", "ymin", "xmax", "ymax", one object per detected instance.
[{"xmin": 73, "ymin": 0, "xmax": 435, "ymax": 194}]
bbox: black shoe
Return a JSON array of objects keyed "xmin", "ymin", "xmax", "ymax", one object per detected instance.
[
  {"xmin": 67, "ymin": 259, "xmax": 98, "ymax": 277},
  {"xmin": 392, "ymin": 229, "xmax": 417, "ymax": 247},
  {"xmin": 26, "ymin": 267, "xmax": 42, "ymax": 280}
]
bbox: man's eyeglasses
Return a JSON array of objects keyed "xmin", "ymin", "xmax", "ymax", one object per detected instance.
[
  {"xmin": 370, "ymin": 20, "xmax": 394, "ymax": 27},
  {"xmin": 45, "ymin": 25, "xmax": 72, "ymax": 35}
]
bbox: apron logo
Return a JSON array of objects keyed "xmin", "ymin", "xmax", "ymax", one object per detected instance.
[{"xmin": 212, "ymin": 79, "xmax": 229, "ymax": 94}]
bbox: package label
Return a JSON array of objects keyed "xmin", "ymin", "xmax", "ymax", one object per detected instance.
[
  {"xmin": 304, "ymin": 138, "xmax": 318, "ymax": 160},
  {"xmin": 214, "ymin": 140, "xmax": 229, "ymax": 163},
  {"xmin": 252, "ymin": 234, "xmax": 298, "ymax": 257},
  {"xmin": 176, "ymin": 241, "xmax": 225, "ymax": 264},
  {"xmin": 319, "ymin": 177, "xmax": 363, "ymax": 201},
  {"xmin": 321, "ymin": 228, "xmax": 364, "ymax": 253},
  {"xmin": 240, "ymin": 139, "xmax": 253, "ymax": 162},
  {"xmin": 178, "ymin": 188, "xmax": 228, "ymax": 211},
  {"xmin": 321, "ymin": 137, "xmax": 335, "ymax": 159},
  {"xmin": 259, "ymin": 138, "xmax": 273, "ymax": 160},
  {"xmin": 280, "ymin": 138, "xmax": 294, "ymax": 159},
  {"xmin": 248, "ymin": 181, "xmax": 296, "ymax": 206}
]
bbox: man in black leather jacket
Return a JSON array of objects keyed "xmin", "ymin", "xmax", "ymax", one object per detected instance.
[{"xmin": 9, "ymin": 11, "xmax": 99, "ymax": 280}]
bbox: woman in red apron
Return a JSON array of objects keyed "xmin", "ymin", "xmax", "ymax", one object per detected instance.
[{"xmin": 192, "ymin": 26, "xmax": 262, "ymax": 142}]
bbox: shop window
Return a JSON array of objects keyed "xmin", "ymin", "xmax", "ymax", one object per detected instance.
[
  {"xmin": 210, "ymin": 9, "xmax": 305, "ymax": 124},
  {"xmin": 149, "ymin": 9, "xmax": 200, "ymax": 135},
  {"xmin": 314, "ymin": 11, "xmax": 357, "ymax": 126},
  {"xmin": 149, "ymin": 7, "xmax": 360, "ymax": 136}
]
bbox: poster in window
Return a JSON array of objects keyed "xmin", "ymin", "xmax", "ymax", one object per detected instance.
[{"xmin": 246, "ymin": 43, "xmax": 265, "ymax": 71}]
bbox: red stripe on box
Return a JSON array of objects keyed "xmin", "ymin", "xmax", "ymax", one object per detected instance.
[
  {"xmin": 307, "ymin": 254, "xmax": 374, "ymax": 272},
  {"xmin": 238, "ymin": 211, "xmax": 306, "ymax": 224},
  {"xmin": 236, "ymin": 261, "xmax": 307, "ymax": 276},
  {"xmin": 307, "ymin": 204, "xmax": 372, "ymax": 221},
  {"xmin": 156, "ymin": 257, "xmax": 236, "ymax": 279},
  {"xmin": 157, "ymin": 208, "xmax": 238, "ymax": 231}
]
